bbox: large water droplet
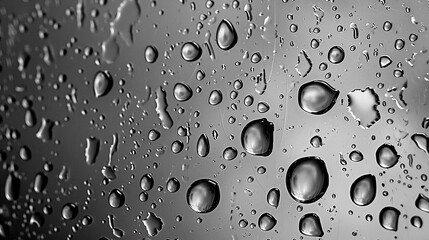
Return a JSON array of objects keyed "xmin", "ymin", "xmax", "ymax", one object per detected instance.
[
  {"xmin": 85, "ymin": 136, "xmax": 100, "ymax": 165},
  {"xmin": 411, "ymin": 133, "xmax": 429, "ymax": 154},
  {"xmin": 394, "ymin": 39, "xmax": 405, "ymax": 50},
  {"xmin": 5, "ymin": 172, "xmax": 20, "ymax": 201},
  {"xmin": 258, "ymin": 213, "xmax": 277, "ymax": 231},
  {"xmin": 108, "ymin": 188, "xmax": 125, "ymax": 208},
  {"xmin": 241, "ymin": 118, "xmax": 274, "ymax": 156},
  {"xmin": 379, "ymin": 206, "xmax": 400, "ymax": 231},
  {"xmin": 347, "ymin": 87, "xmax": 380, "ymax": 128},
  {"xmin": 267, "ymin": 188, "xmax": 280, "ymax": 208},
  {"xmin": 186, "ymin": 179, "xmax": 220, "ymax": 213},
  {"xmin": 94, "ymin": 71, "xmax": 113, "ymax": 98},
  {"xmin": 298, "ymin": 80, "xmax": 339, "ymax": 115},
  {"xmin": 350, "ymin": 174, "xmax": 376, "ymax": 206},
  {"xmin": 62, "ymin": 203, "xmax": 78, "ymax": 220},
  {"xmin": 208, "ymin": 90, "xmax": 223, "ymax": 105},
  {"xmin": 376, "ymin": 144, "xmax": 399, "ymax": 169},
  {"xmin": 216, "ymin": 19, "xmax": 237, "ymax": 50},
  {"xmin": 145, "ymin": 45, "xmax": 158, "ymax": 63},
  {"xmin": 299, "ymin": 213, "xmax": 324, "ymax": 237},
  {"xmin": 411, "ymin": 216, "xmax": 423, "ymax": 228},
  {"xmin": 140, "ymin": 174, "xmax": 154, "ymax": 191},
  {"xmin": 143, "ymin": 212, "xmax": 163, "ymax": 236},
  {"xmin": 415, "ymin": 193, "xmax": 429, "ymax": 213},
  {"xmin": 328, "ymin": 46, "xmax": 345, "ymax": 64},
  {"xmin": 173, "ymin": 83, "xmax": 193, "ymax": 102},
  {"xmin": 197, "ymin": 134, "xmax": 210, "ymax": 157},
  {"xmin": 181, "ymin": 42, "xmax": 202, "ymax": 62},
  {"xmin": 286, "ymin": 156, "xmax": 329, "ymax": 204}
]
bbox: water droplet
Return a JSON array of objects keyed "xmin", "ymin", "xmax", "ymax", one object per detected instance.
[
  {"xmin": 186, "ymin": 179, "xmax": 220, "ymax": 213},
  {"xmin": 383, "ymin": 21, "xmax": 392, "ymax": 31},
  {"xmin": 62, "ymin": 203, "xmax": 78, "ymax": 220},
  {"xmin": 196, "ymin": 134, "xmax": 210, "ymax": 157},
  {"xmin": 411, "ymin": 216, "xmax": 423, "ymax": 228},
  {"xmin": 251, "ymin": 52, "xmax": 262, "ymax": 63},
  {"xmin": 257, "ymin": 102, "xmax": 270, "ymax": 113},
  {"xmin": 145, "ymin": 45, "xmax": 158, "ymax": 63},
  {"xmin": 379, "ymin": 206, "xmax": 400, "ymax": 231},
  {"xmin": 349, "ymin": 150, "xmax": 364, "ymax": 162},
  {"xmin": 108, "ymin": 188, "xmax": 125, "ymax": 208},
  {"xmin": 216, "ymin": 19, "xmax": 237, "ymax": 50},
  {"xmin": 166, "ymin": 177, "xmax": 180, "ymax": 193},
  {"xmin": 376, "ymin": 144, "xmax": 399, "ymax": 169},
  {"xmin": 223, "ymin": 147, "xmax": 238, "ymax": 161},
  {"xmin": 310, "ymin": 39, "xmax": 319, "ymax": 49},
  {"xmin": 298, "ymin": 80, "xmax": 339, "ymax": 115},
  {"xmin": 328, "ymin": 46, "xmax": 345, "ymax": 64},
  {"xmin": 140, "ymin": 174, "xmax": 154, "ymax": 191},
  {"xmin": 143, "ymin": 212, "xmax": 163, "ymax": 236},
  {"xmin": 267, "ymin": 188, "xmax": 280, "ymax": 208},
  {"xmin": 5, "ymin": 172, "xmax": 20, "ymax": 201},
  {"xmin": 30, "ymin": 212, "xmax": 44, "ymax": 228},
  {"xmin": 19, "ymin": 145, "xmax": 31, "ymax": 161},
  {"xmin": 394, "ymin": 39, "xmax": 405, "ymax": 50},
  {"xmin": 295, "ymin": 50, "xmax": 313, "ymax": 78},
  {"xmin": 347, "ymin": 87, "xmax": 380, "ymax": 128},
  {"xmin": 415, "ymin": 193, "xmax": 429, "ymax": 213},
  {"xmin": 286, "ymin": 156, "xmax": 329, "ymax": 204},
  {"xmin": 181, "ymin": 42, "xmax": 202, "ymax": 61},
  {"xmin": 173, "ymin": 83, "xmax": 193, "ymax": 102},
  {"xmin": 155, "ymin": 86, "xmax": 173, "ymax": 129},
  {"xmin": 93, "ymin": 71, "xmax": 113, "ymax": 98},
  {"xmin": 241, "ymin": 118, "xmax": 274, "ymax": 156},
  {"xmin": 310, "ymin": 135, "xmax": 322, "ymax": 148},
  {"xmin": 299, "ymin": 213, "xmax": 324, "ymax": 237},
  {"xmin": 208, "ymin": 90, "xmax": 223, "ymax": 105},
  {"xmin": 85, "ymin": 136, "xmax": 100, "ymax": 165},
  {"xmin": 25, "ymin": 109, "xmax": 36, "ymax": 127},
  {"xmin": 379, "ymin": 56, "xmax": 392, "ymax": 68},
  {"xmin": 36, "ymin": 118, "xmax": 54, "ymax": 141},
  {"xmin": 34, "ymin": 172, "xmax": 48, "ymax": 193},
  {"xmin": 258, "ymin": 213, "xmax": 277, "ymax": 231},
  {"xmin": 350, "ymin": 174, "xmax": 376, "ymax": 206},
  {"xmin": 411, "ymin": 133, "xmax": 429, "ymax": 154},
  {"xmin": 148, "ymin": 129, "xmax": 160, "ymax": 141}
]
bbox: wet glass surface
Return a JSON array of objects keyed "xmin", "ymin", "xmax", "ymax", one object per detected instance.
[{"xmin": 0, "ymin": 0, "xmax": 429, "ymax": 239}]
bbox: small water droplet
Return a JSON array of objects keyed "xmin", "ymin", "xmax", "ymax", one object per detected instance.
[
  {"xmin": 166, "ymin": 177, "xmax": 180, "ymax": 193},
  {"xmin": 267, "ymin": 188, "xmax": 280, "ymax": 208},
  {"xmin": 62, "ymin": 203, "xmax": 78, "ymax": 220},
  {"xmin": 140, "ymin": 174, "xmax": 154, "ymax": 191},
  {"xmin": 108, "ymin": 188, "xmax": 125, "ymax": 208},
  {"xmin": 186, "ymin": 179, "xmax": 220, "ymax": 213},
  {"xmin": 145, "ymin": 45, "xmax": 158, "ymax": 63},
  {"xmin": 241, "ymin": 118, "xmax": 274, "ymax": 156},
  {"xmin": 208, "ymin": 90, "xmax": 223, "ymax": 105},
  {"xmin": 328, "ymin": 46, "xmax": 345, "ymax": 64},
  {"xmin": 93, "ymin": 71, "xmax": 113, "ymax": 98},
  {"xmin": 181, "ymin": 42, "xmax": 202, "ymax": 61},
  {"xmin": 173, "ymin": 83, "xmax": 193, "ymax": 102}
]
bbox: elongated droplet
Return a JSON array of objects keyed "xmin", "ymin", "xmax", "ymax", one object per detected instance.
[
  {"xmin": 299, "ymin": 213, "xmax": 324, "ymax": 237},
  {"xmin": 155, "ymin": 87, "xmax": 173, "ymax": 129},
  {"xmin": 298, "ymin": 80, "xmax": 339, "ymax": 115},
  {"xmin": 145, "ymin": 45, "xmax": 158, "ymax": 63},
  {"xmin": 415, "ymin": 193, "xmax": 429, "ymax": 213},
  {"xmin": 34, "ymin": 172, "xmax": 48, "ymax": 193},
  {"xmin": 328, "ymin": 46, "xmax": 345, "ymax": 64},
  {"xmin": 108, "ymin": 188, "xmax": 125, "ymax": 208},
  {"xmin": 286, "ymin": 156, "xmax": 329, "ymax": 204},
  {"xmin": 208, "ymin": 90, "xmax": 223, "ymax": 105},
  {"xmin": 411, "ymin": 216, "xmax": 423, "ymax": 228},
  {"xmin": 258, "ymin": 213, "xmax": 277, "ymax": 231},
  {"xmin": 379, "ymin": 207, "xmax": 400, "ymax": 231},
  {"xmin": 5, "ymin": 172, "xmax": 20, "ymax": 201},
  {"xmin": 350, "ymin": 174, "xmax": 376, "ymax": 206},
  {"xmin": 143, "ymin": 212, "xmax": 163, "ymax": 236},
  {"xmin": 94, "ymin": 71, "xmax": 113, "ymax": 98},
  {"xmin": 379, "ymin": 55, "xmax": 392, "ymax": 68},
  {"xmin": 25, "ymin": 109, "xmax": 36, "ymax": 127},
  {"xmin": 216, "ymin": 19, "xmax": 237, "ymax": 50},
  {"xmin": 197, "ymin": 134, "xmax": 210, "ymax": 157},
  {"xmin": 295, "ymin": 50, "xmax": 312, "ymax": 78},
  {"xmin": 62, "ymin": 203, "xmax": 78, "ymax": 220},
  {"xmin": 181, "ymin": 42, "xmax": 202, "ymax": 61},
  {"xmin": 36, "ymin": 118, "xmax": 54, "ymax": 141},
  {"xmin": 376, "ymin": 144, "xmax": 399, "ymax": 169},
  {"xmin": 186, "ymin": 179, "xmax": 220, "ymax": 213},
  {"xmin": 166, "ymin": 177, "xmax": 180, "ymax": 193},
  {"xmin": 173, "ymin": 83, "xmax": 193, "ymax": 102},
  {"xmin": 267, "ymin": 188, "xmax": 280, "ymax": 208},
  {"xmin": 140, "ymin": 173, "xmax": 154, "ymax": 191},
  {"xmin": 411, "ymin": 133, "xmax": 429, "ymax": 154},
  {"xmin": 19, "ymin": 145, "xmax": 31, "ymax": 161},
  {"xmin": 241, "ymin": 118, "xmax": 274, "ymax": 156},
  {"xmin": 101, "ymin": 36, "xmax": 119, "ymax": 64},
  {"xmin": 85, "ymin": 137, "xmax": 100, "ymax": 165}
]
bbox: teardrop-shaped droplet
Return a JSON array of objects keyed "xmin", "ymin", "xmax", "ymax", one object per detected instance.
[
  {"xmin": 415, "ymin": 193, "xmax": 429, "ymax": 213},
  {"xmin": 186, "ymin": 179, "xmax": 220, "ymax": 213},
  {"xmin": 298, "ymin": 80, "xmax": 339, "ymax": 115},
  {"xmin": 173, "ymin": 83, "xmax": 193, "ymax": 102},
  {"xmin": 258, "ymin": 213, "xmax": 277, "ymax": 231},
  {"xmin": 411, "ymin": 216, "xmax": 423, "ymax": 228},
  {"xmin": 328, "ymin": 46, "xmax": 345, "ymax": 64},
  {"xmin": 350, "ymin": 174, "xmax": 376, "ymax": 206},
  {"xmin": 143, "ymin": 212, "xmax": 164, "ymax": 236},
  {"xmin": 34, "ymin": 172, "xmax": 48, "ymax": 193},
  {"xmin": 108, "ymin": 188, "xmax": 125, "ymax": 208},
  {"xmin": 216, "ymin": 19, "xmax": 237, "ymax": 50},
  {"xmin": 349, "ymin": 150, "xmax": 364, "ymax": 162},
  {"xmin": 181, "ymin": 42, "xmax": 202, "ymax": 62},
  {"xmin": 241, "ymin": 118, "xmax": 274, "ymax": 156},
  {"xmin": 85, "ymin": 136, "xmax": 100, "ymax": 165},
  {"xmin": 286, "ymin": 156, "xmax": 329, "ymax": 204},
  {"xmin": 25, "ymin": 109, "xmax": 36, "ymax": 127},
  {"xmin": 257, "ymin": 102, "xmax": 270, "ymax": 113},
  {"xmin": 197, "ymin": 134, "xmax": 210, "ymax": 157},
  {"xmin": 208, "ymin": 90, "xmax": 223, "ymax": 105},
  {"xmin": 19, "ymin": 145, "xmax": 31, "ymax": 161},
  {"xmin": 379, "ymin": 206, "xmax": 400, "ymax": 231},
  {"xmin": 411, "ymin": 133, "xmax": 429, "ymax": 154},
  {"xmin": 5, "ymin": 172, "xmax": 20, "ymax": 201},
  {"xmin": 310, "ymin": 135, "xmax": 322, "ymax": 148},
  {"xmin": 140, "ymin": 173, "xmax": 154, "ymax": 191},
  {"xmin": 267, "ymin": 188, "xmax": 280, "ymax": 208},
  {"xmin": 94, "ymin": 71, "xmax": 113, "ymax": 98},
  {"xmin": 145, "ymin": 45, "xmax": 158, "ymax": 63},
  {"xmin": 223, "ymin": 147, "xmax": 238, "ymax": 161},
  {"xmin": 376, "ymin": 143, "xmax": 399, "ymax": 169},
  {"xmin": 166, "ymin": 177, "xmax": 180, "ymax": 193},
  {"xmin": 62, "ymin": 203, "xmax": 78, "ymax": 220},
  {"xmin": 379, "ymin": 56, "xmax": 392, "ymax": 68},
  {"xmin": 299, "ymin": 213, "xmax": 324, "ymax": 237}
]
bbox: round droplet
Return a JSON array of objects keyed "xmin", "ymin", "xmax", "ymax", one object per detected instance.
[
  {"xmin": 145, "ymin": 45, "xmax": 158, "ymax": 63},
  {"xmin": 241, "ymin": 118, "xmax": 274, "ymax": 156},
  {"xmin": 328, "ymin": 46, "xmax": 345, "ymax": 64},
  {"xmin": 140, "ymin": 174, "xmax": 154, "ymax": 191},
  {"xmin": 299, "ymin": 213, "xmax": 324, "ymax": 237},
  {"xmin": 216, "ymin": 19, "xmax": 237, "ymax": 50},
  {"xmin": 298, "ymin": 80, "xmax": 339, "ymax": 115},
  {"xmin": 394, "ymin": 39, "xmax": 404, "ymax": 50},
  {"xmin": 34, "ymin": 172, "xmax": 48, "ymax": 193},
  {"xmin": 181, "ymin": 42, "xmax": 202, "ymax": 62},
  {"xmin": 174, "ymin": 83, "xmax": 193, "ymax": 102},
  {"xmin": 239, "ymin": 219, "xmax": 248, "ymax": 228},
  {"xmin": 223, "ymin": 147, "xmax": 238, "ymax": 161},
  {"xmin": 376, "ymin": 143, "xmax": 399, "ymax": 169},
  {"xmin": 186, "ymin": 179, "xmax": 220, "ymax": 213},
  {"xmin": 267, "ymin": 188, "xmax": 280, "ymax": 208},
  {"xmin": 93, "ymin": 71, "xmax": 113, "ymax": 98},
  {"xmin": 286, "ymin": 156, "xmax": 329, "ymax": 204},
  {"xmin": 62, "ymin": 203, "xmax": 78, "ymax": 220},
  {"xmin": 171, "ymin": 140, "xmax": 184, "ymax": 154},
  {"xmin": 197, "ymin": 134, "xmax": 210, "ymax": 157},
  {"xmin": 258, "ymin": 213, "xmax": 277, "ymax": 231},
  {"xmin": 411, "ymin": 216, "xmax": 423, "ymax": 228},
  {"xmin": 166, "ymin": 177, "xmax": 180, "ymax": 193},
  {"xmin": 350, "ymin": 174, "xmax": 376, "ymax": 206},
  {"xmin": 108, "ymin": 188, "xmax": 125, "ymax": 208},
  {"xmin": 251, "ymin": 52, "xmax": 261, "ymax": 63},
  {"xmin": 209, "ymin": 90, "xmax": 223, "ymax": 105},
  {"xmin": 310, "ymin": 135, "xmax": 322, "ymax": 148},
  {"xmin": 310, "ymin": 39, "xmax": 319, "ymax": 49},
  {"xmin": 349, "ymin": 150, "xmax": 363, "ymax": 162},
  {"xmin": 148, "ymin": 129, "xmax": 160, "ymax": 141},
  {"xmin": 290, "ymin": 24, "xmax": 298, "ymax": 33},
  {"xmin": 379, "ymin": 56, "xmax": 392, "ymax": 68},
  {"xmin": 379, "ymin": 206, "xmax": 400, "ymax": 231},
  {"xmin": 244, "ymin": 95, "xmax": 254, "ymax": 106},
  {"xmin": 257, "ymin": 102, "xmax": 270, "ymax": 113},
  {"xmin": 383, "ymin": 21, "xmax": 392, "ymax": 31}
]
